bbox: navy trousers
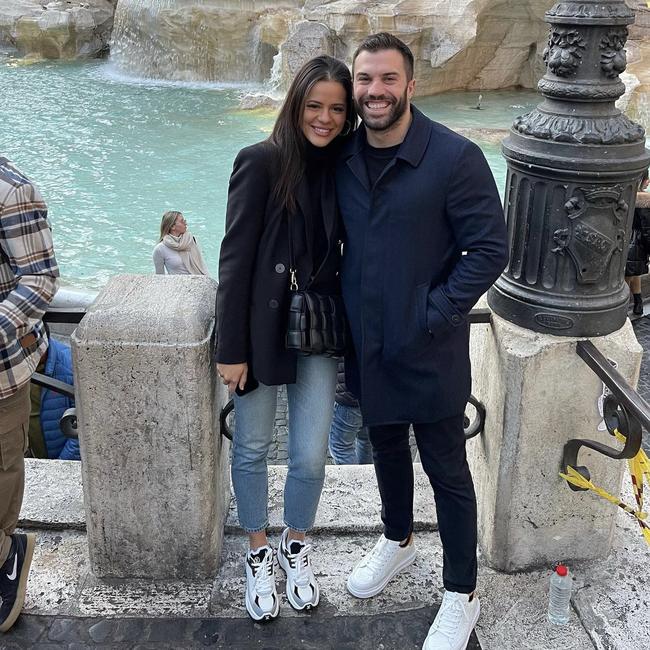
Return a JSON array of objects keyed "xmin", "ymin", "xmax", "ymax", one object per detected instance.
[{"xmin": 368, "ymin": 414, "xmax": 477, "ymax": 593}]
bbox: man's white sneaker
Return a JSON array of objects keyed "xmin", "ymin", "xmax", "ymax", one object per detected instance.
[
  {"xmin": 346, "ymin": 534, "xmax": 416, "ymax": 598},
  {"xmin": 244, "ymin": 546, "xmax": 280, "ymax": 621},
  {"xmin": 422, "ymin": 590, "xmax": 480, "ymax": 650},
  {"xmin": 277, "ymin": 528, "xmax": 319, "ymax": 611}
]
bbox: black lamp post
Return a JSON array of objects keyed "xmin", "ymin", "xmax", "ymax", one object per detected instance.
[{"xmin": 488, "ymin": 0, "xmax": 650, "ymax": 337}]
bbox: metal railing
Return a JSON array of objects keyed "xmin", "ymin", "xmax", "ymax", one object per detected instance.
[
  {"xmin": 562, "ymin": 340, "xmax": 649, "ymax": 491},
  {"xmin": 32, "ymin": 307, "xmax": 85, "ymax": 441}
]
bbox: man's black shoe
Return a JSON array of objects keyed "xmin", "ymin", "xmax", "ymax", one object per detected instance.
[{"xmin": 0, "ymin": 533, "xmax": 35, "ymax": 633}]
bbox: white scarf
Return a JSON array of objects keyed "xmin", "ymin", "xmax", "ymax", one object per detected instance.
[{"xmin": 162, "ymin": 231, "xmax": 209, "ymax": 276}]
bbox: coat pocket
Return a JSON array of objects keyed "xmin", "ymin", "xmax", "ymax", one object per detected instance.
[{"xmin": 415, "ymin": 282, "xmax": 431, "ymax": 336}]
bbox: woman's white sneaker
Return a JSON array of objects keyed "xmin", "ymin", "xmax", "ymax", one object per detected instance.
[
  {"xmin": 422, "ymin": 590, "xmax": 480, "ymax": 650},
  {"xmin": 244, "ymin": 545, "xmax": 280, "ymax": 621},
  {"xmin": 346, "ymin": 534, "xmax": 416, "ymax": 598},
  {"xmin": 277, "ymin": 528, "xmax": 320, "ymax": 611}
]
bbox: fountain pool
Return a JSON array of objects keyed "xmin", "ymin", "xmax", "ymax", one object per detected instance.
[{"xmin": 1, "ymin": 59, "xmax": 545, "ymax": 288}]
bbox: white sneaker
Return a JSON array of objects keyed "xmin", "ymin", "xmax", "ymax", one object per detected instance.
[
  {"xmin": 346, "ymin": 534, "xmax": 416, "ymax": 598},
  {"xmin": 277, "ymin": 528, "xmax": 319, "ymax": 610},
  {"xmin": 423, "ymin": 590, "xmax": 480, "ymax": 650},
  {"xmin": 244, "ymin": 545, "xmax": 280, "ymax": 621}
]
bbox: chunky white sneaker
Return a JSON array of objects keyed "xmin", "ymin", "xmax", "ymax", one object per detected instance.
[
  {"xmin": 422, "ymin": 590, "xmax": 480, "ymax": 650},
  {"xmin": 244, "ymin": 546, "xmax": 280, "ymax": 621},
  {"xmin": 346, "ymin": 534, "xmax": 416, "ymax": 598},
  {"xmin": 277, "ymin": 528, "xmax": 320, "ymax": 611}
]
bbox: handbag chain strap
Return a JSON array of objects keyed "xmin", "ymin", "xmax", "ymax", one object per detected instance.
[{"xmin": 287, "ymin": 213, "xmax": 299, "ymax": 291}]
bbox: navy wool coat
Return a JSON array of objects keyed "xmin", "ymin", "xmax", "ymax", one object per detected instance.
[{"xmin": 337, "ymin": 106, "xmax": 509, "ymax": 426}]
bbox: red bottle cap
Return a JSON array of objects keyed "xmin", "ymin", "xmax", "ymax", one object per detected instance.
[{"xmin": 555, "ymin": 564, "xmax": 568, "ymax": 576}]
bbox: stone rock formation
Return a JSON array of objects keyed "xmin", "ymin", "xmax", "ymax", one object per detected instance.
[
  {"xmin": 3, "ymin": 0, "xmax": 647, "ymax": 98},
  {"xmin": 0, "ymin": 1, "xmax": 116, "ymax": 59},
  {"xmin": 108, "ymin": 0, "xmax": 557, "ymax": 94}
]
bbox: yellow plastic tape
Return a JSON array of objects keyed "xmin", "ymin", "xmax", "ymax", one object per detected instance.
[{"xmin": 559, "ymin": 427, "xmax": 650, "ymax": 547}]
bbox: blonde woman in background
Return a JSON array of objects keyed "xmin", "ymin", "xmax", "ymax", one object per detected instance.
[{"xmin": 153, "ymin": 210, "xmax": 209, "ymax": 275}]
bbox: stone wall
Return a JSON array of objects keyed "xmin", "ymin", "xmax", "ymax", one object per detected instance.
[{"xmin": 0, "ymin": 1, "xmax": 115, "ymax": 59}]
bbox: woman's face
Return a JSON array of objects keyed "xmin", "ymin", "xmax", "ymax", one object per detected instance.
[
  {"xmin": 301, "ymin": 80, "xmax": 347, "ymax": 147},
  {"xmin": 170, "ymin": 214, "xmax": 187, "ymax": 236}
]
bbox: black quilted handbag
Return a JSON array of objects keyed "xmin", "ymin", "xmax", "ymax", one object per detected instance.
[{"xmin": 284, "ymin": 220, "xmax": 346, "ymax": 357}]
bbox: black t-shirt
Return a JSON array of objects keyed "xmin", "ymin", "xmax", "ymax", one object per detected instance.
[{"xmin": 364, "ymin": 141, "xmax": 400, "ymax": 187}]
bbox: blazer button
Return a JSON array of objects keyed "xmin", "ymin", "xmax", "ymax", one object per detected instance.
[
  {"xmin": 275, "ymin": 263, "xmax": 285, "ymax": 273},
  {"xmin": 451, "ymin": 315, "xmax": 461, "ymax": 325},
  {"xmin": 269, "ymin": 299, "xmax": 279, "ymax": 309}
]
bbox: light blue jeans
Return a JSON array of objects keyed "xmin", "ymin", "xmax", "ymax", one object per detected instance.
[
  {"xmin": 328, "ymin": 402, "xmax": 373, "ymax": 465},
  {"xmin": 231, "ymin": 355, "xmax": 337, "ymax": 533}
]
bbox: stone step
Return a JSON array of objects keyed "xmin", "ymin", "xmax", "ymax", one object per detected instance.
[
  {"xmin": 22, "ymin": 527, "xmax": 593, "ymax": 650},
  {"xmin": 20, "ymin": 459, "xmax": 439, "ymax": 534}
]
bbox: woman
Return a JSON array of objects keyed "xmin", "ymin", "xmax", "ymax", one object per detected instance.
[
  {"xmin": 215, "ymin": 55, "xmax": 354, "ymax": 621},
  {"xmin": 626, "ymin": 169, "xmax": 650, "ymax": 315},
  {"xmin": 153, "ymin": 210, "xmax": 209, "ymax": 275}
]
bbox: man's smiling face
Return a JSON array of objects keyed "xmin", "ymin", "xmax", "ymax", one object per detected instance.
[{"xmin": 353, "ymin": 48, "xmax": 415, "ymax": 132}]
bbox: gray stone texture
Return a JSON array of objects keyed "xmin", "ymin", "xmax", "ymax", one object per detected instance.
[
  {"xmin": 70, "ymin": 274, "xmax": 230, "ymax": 579},
  {"xmin": 20, "ymin": 459, "xmax": 84, "ymax": 530},
  {"xmin": 469, "ymin": 306, "xmax": 643, "ymax": 572}
]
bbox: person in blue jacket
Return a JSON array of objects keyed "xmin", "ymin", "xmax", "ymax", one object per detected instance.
[{"xmin": 28, "ymin": 335, "xmax": 79, "ymax": 461}]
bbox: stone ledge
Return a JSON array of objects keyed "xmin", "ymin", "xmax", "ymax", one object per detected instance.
[{"xmin": 22, "ymin": 460, "xmax": 439, "ymax": 533}]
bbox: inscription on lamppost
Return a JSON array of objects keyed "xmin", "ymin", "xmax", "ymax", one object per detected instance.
[{"xmin": 488, "ymin": 0, "xmax": 650, "ymax": 336}]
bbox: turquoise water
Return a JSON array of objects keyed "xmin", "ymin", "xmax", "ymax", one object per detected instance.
[{"xmin": 0, "ymin": 59, "xmax": 541, "ymax": 288}]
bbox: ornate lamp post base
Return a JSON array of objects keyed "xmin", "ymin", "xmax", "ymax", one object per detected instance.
[{"xmin": 488, "ymin": 0, "xmax": 650, "ymax": 337}]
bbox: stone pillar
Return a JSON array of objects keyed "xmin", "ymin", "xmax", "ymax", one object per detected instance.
[
  {"xmin": 71, "ymin": 274, "xmax": 229, "ymax": 579},
  {"xmin": 468, "ymin": 304, "xmax": 642, "ymax": 571}
]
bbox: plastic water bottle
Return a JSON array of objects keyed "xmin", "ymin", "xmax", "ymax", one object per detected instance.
[{"xmin": 547, "ymin": 564, "xmax": 572, "ymax": 625}]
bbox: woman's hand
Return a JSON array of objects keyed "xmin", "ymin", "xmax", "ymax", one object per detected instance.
[{"xmin": 217, "ymin": 362, "xmax": 248, "ymax": 394}]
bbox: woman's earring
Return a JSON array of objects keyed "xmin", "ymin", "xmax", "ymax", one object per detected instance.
[{"xmin": 340, "ymin": 120, "xmax": 352, "ymax": 137}]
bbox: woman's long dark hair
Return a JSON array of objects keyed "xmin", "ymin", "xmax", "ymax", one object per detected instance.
[{"xmin": 270, "ymin": 55, "xmax": 355, "ymax": 213}]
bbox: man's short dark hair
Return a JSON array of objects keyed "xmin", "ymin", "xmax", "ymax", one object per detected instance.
[{"xmin": 352, "ymin": 32, "xmax": 415, "ymax": 81}]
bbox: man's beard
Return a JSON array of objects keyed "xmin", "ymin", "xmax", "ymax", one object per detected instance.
[{"xmin": 356, "ymin": 88, "xmax": 409, "ymax": 132}]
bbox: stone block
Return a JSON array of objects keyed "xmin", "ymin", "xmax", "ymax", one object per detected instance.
[
  {"xmin": 469, "ymin": 310, "xmax": 642, "ymax": 571},
  {"xmin": 71, "ymin": 274, "xmax": 229, "ymax": 579}
]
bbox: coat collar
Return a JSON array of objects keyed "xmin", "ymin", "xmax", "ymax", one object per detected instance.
[{"xmin": 342, "ymin": 104, "xmax": 432, "ymax": 190}]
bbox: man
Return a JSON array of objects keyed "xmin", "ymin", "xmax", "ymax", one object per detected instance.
[
  {"xmin": 0, "ymin": 157, "xmax": 59, "ymax": 633},
  {"xmin": 337, "ymin": 34, "xmax": 508, "ymax": 650}
]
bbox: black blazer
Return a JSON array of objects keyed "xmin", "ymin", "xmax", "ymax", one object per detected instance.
[{"xmin": 215, "ymin": 140, "xmax": 340, "ymax": 385}]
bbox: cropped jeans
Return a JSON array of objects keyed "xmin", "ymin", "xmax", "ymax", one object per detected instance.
[{"xmin": 231, "ymin": 355, "xmax": 337, "ymax": 533}]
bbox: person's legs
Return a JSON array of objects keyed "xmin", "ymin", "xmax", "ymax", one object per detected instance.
[
  {"xmin": 231, "ymin": 383, "xmax": 280, "ymax": 621},
  {"xmin": 355, "ymin": 425, "xmax": 373, "ymax": 465},
  {"xmin": 231, "ymin": 382, "xmax": 278, "ymax": 541},
  {"xmin": 0, "ymin": 384, "xmax": 30, "ymax": 563},
  {"xmin": 368, "ymin": 423, "xmax": 414, "ymax": 540},
  {"xmin": 284, "ymin": 354, "xmax": 337, "ymax": 533},
  {"xmin": 346, "ymin": 423, "xmax": 416, "ymax": 598},
  {"xmin": 280, "ymin": 354, "xmax": 337, "ymax": 611},
  {"xmin": 0, "ymin": 383, "xmax": 35, "ymax": 634},
  {"xmin": 416, "ymin": 415, "xmax": 480, "ymax": 650},
  {"xmin": 414, "ymin": 415, "xmax": 477, "ymax": 594},
  {"xmin": 329, "ymin": 402, "xmax": 364, "ymax": 464},
  {"xmin": 627, "ymin": 275, "xmax": 644, "ymax": 314}
]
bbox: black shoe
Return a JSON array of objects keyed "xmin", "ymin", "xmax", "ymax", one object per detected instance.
[
  {"xmin": 0, "ymin": 533, "xmax": 35, "ymax": 633},
  {"xmin": 633, "ymin": 294, "xmax": 644, "ymax": 316}
]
